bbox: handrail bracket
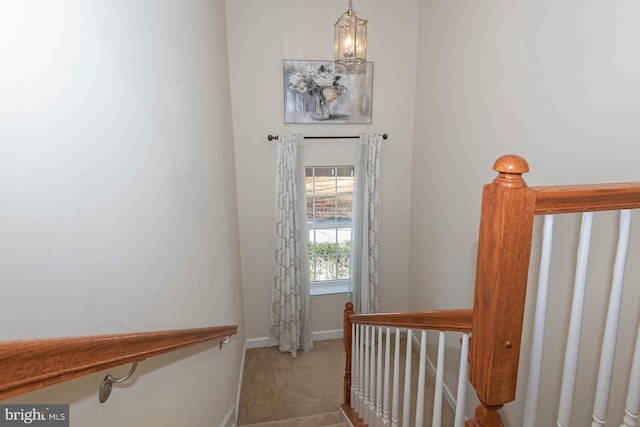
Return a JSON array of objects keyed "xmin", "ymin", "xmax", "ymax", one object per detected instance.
[{"xmin": 98, "ymin": 361, "xmax": 140, "ymax": 403}]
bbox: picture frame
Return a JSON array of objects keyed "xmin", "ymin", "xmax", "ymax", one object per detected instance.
[{"xmin": 283, "ymin": 60, "xmax": 373, "ymax": 124}]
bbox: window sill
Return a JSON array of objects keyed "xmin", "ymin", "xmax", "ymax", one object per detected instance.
[{"xmin": 310, "ymin": 283, "xmax": 349, "ymax": 296}]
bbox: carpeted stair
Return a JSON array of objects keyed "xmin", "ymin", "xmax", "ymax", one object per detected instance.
[{"xmin": 239, "ymin": 410, "xmax": 348, "ymax": 427}]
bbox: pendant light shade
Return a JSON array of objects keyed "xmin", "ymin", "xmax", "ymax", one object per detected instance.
[{"xmin": 334, "ymin": 1, "xmax": 367, "ymax": 66}]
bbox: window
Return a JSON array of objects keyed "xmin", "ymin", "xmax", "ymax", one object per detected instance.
[{"xmin": 306, "ymin": 166, "xmax": 355, "ymax": 295}]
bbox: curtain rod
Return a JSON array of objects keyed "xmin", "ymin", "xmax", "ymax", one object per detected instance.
[{"xmin": 267, "ymin": 133, "xmax": 387, "ymax": 141}]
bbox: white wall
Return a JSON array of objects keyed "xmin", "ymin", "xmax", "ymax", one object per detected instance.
[
  {"xmin": 0, "ymin": 1, "xmax": 244, "ymax": 425},
  {"xmin": 410, "ymin": 1, "xmax": 640, "ymax": 425},
  {"xmin": 226, "ymin": 0, "xmax": 420, "ymax": 339}
]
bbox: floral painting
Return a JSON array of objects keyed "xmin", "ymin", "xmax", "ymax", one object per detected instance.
[{"xmin": 283, "ymin": 60, "xmax": 373, "ymax": 124}]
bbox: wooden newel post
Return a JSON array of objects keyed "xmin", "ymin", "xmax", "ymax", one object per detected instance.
[
  {"xmin": 466, "ymin": 155, "xmax": 537, "ymax": 427},
  {"xmin": 344, "ymin": 302, "xmax": 355, "ymax": 406}
]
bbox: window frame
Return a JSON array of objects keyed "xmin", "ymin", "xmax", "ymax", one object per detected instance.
[{"xmin": 305, "ymin": 165, "xmax": 355, "ymax": 296}]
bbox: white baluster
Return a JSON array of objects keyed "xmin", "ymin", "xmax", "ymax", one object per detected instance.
[
  {"xmin": 557, "ymin": 212, "xmax": 594, "ymax": 427},
  {"xmin": 524, "ymin": 215, "xmax": 555, "ymax": 427},
  {"xmin": 377, "ymin": 326, "xmax": 384, "ymax": 426},
  {"xmin": 352, "ymin": 323, "xmax": 359, "ymax": 409},
  {"xmin": 620, "ymin": 321, "xmax": 640, "ymax": 427},
  {"xmin": 392, "ymin": 328, "xmax": 401, "ymax": 427},
  {"xmin": 432, "ymin": 331, "xmax": 445, "ymax": 427},
  {"xmin": 454, "ymin": 333, "xmax": 470, "ymax": 427},
  {"xmin": 592, "ymin": 210, "xmax": 632, "ymax": 427},
  {"xmin": 370, "ymin": 326, "xmax": 377, "ymax": 422},
  {"xmin": 360, "ymin": 324, "xmax": 366, "ymax": 415},
  {"xmin": 383, "ymin": 327, "xmax": 391, "ymax": 427},
  {"xmin": 415, "ymin": 330, "xmax": 427, "ymax": 427},
  {"xmin": 402, "ymin": 329, "xmax": 412, "ymax": 427},
  {"xmin": 364, "ymin": 325, "xmax": 371, "ymax": 424}
]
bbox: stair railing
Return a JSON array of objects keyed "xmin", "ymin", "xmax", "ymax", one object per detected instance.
[
  {"xmin": 342, "ymin": 155, "xmax": 640, "ymax": 427},
  {"xmin": 343, "ymin": 303, "xmax": 472, "ymax": 427}
]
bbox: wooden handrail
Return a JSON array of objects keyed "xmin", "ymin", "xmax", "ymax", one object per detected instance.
[
  {"xmin": 0, "ymin": 325, "xmax": 238, "ymax": 401},
  {"xmin": 348, "ymin": 308, "xmax": 473, "ymax": 333},
  {"xmin": 533, "ymin": 182, "xmax": 640, "ymax": 214}
]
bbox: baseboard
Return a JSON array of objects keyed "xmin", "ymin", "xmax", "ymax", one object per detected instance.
[
  {"xmin": 235, "ymin": 340, "xmax": 247, "ymax": 423},
  {"xmin": 339, "ymin": 405, "xmax": 354, "ymax": 427},
  {"xmin": 245, "ymin": 336, "xmax": 270, "ymax": 349},
  {"xmin": 245, "ymin": 329, "xmax": 344, "ymax": 349},
  {"xmin": 312, "ymin": 328, "xmax": 343, "ymax": 341},
  {"xmin": 220, "ymin": 405, "xmax": 236, "ymax": 427},
  {"xmin": 410, "ymin": 332, "xmax": 457, "ymax": 412}
]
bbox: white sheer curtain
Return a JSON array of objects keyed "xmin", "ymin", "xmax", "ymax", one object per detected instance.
[
  {"xmin": 269, "ymin": 134, "xmax": 313, "ymax": 357},
  {"xmin": 350, "ymin": 133, "xmax": 383, "ymax": 314}
]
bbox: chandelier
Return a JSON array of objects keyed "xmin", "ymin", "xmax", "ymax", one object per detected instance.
[{"xmin": 334, "ymin": 1, "xmax": 367, "ymax": 66}]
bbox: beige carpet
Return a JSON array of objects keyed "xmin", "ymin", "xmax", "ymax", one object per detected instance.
[
  {"xmin": 237, "ymin": 337, "xmax": 454, "ymax": 426},
  {"xmin": 238, "ymin": 340, "xmax": 345, "ymax": 425},
  {"xmin": 240, "ymin": 411, "xmax": 346, "ymax": 427}
]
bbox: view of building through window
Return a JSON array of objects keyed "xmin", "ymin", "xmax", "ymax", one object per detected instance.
[{"xmin": 305, "ymin": 166, "xmax": 355, "ymax": 285}]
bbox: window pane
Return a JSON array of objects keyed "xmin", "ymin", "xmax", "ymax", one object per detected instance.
[
  {"xmin": 336, "ymin": 227, "xmax": 352, "ymax": 244},
  {"xmin": 336, "ymin": 176, "xmax": 354, "ymax": 194},
  {"xmin": 313, "ymin": 176, "xmax": 337, "ymax": 196},
  {"xmin": 336, "ymin": 166, "xmax": 354, "ymax": 177},
  {"xmin": 314, "ymin": 195, "xmax": 337, "ymax": 222},
  {"xmin": 308, "ymin": 229, "xmax": 317, "ymax": 253},
  {"xmin": 309, "ymin": 255, "xmax": 318, "ymax": 282},
  {"xmin": 306, "ymin": 195, "xmax": 315, "ymax": 221},
  {"xmin": 314, "ymin": 254, "xmax": 337, "ymax": 281},
  {"xmin": 313, "ymin": 228, "xmax": 337, "ymax": 243},
  {"xmin": 337, "ymin": 253, "xmax": 350, "ymax": 279},
  {"xmin": 313, "ymin": 167, "xmax": 335, "ymax": 177},
  {"xmin": 336, "ymin": 195, "xmax": 352, "ymax": 221}
]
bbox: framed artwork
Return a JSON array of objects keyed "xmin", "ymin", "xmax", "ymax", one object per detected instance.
[{"xmin": 283, "ymin": 60, "xmax": 373, "ymax": 124}]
